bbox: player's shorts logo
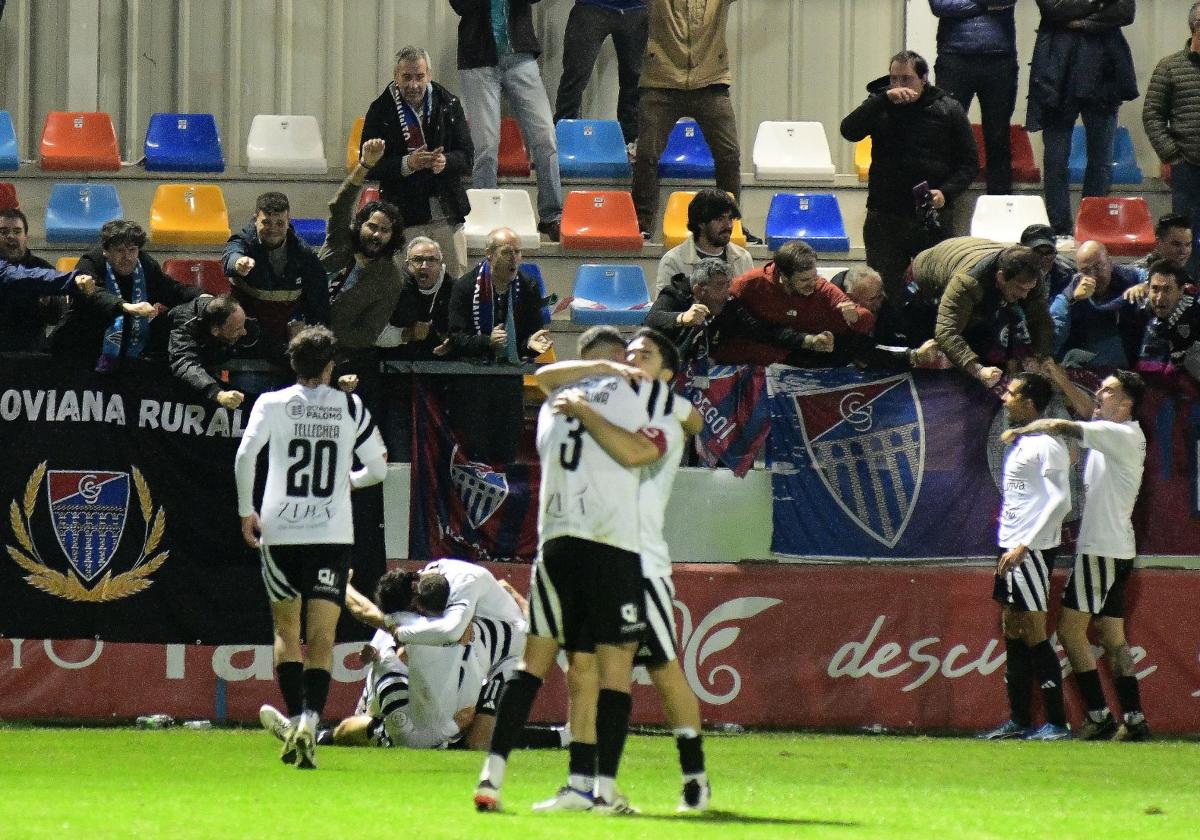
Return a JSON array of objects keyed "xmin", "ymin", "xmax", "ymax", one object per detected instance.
[
  {"xmin": 5, "ymin": 462, "xmax": 169, "ymax": 602},
  {"xmin": 449, "ymin": 445, "xmax": 509, "ymax": 528},
  {"xmin": 793, "ymin": 374, "xmax": 924, "ymax": 548}
]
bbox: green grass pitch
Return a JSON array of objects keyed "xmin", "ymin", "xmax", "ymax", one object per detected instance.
[{"xmin": 2, "ymin": 727, "xmax": 1197, "ymax": 839}]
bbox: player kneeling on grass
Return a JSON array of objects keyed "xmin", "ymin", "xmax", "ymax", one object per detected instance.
[{"xmin": 235, "ymin": 326, "xmax": 387, "ymax": 769}]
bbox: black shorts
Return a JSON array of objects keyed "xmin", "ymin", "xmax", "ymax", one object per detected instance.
[
  {"xmin": 476, "ymin": 671, "xmax": 506, "ymax": 716},
  {"xmin": 259, "ymin": 543, "xmax": 351, "ymax": 605},
  {"xmin": 527, "ymin": 535, "xmax": 646, "ymax": 652},
  {"xmin": 635, "ymin": 575, "xmax": 679, "ymax": 667},
  {"xmin": 992, "ymin": 546, "xmax": 1057, "ymax": 613},
  {"xmin": 1061, "ymin": 555, "xmax": 1135, "ymax": 617}
]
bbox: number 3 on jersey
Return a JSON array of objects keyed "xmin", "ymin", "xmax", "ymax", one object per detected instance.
[
  {"xmin": 559, "ymin": 417, "xmax": 584, "ymax": 471},
  {"xmin": 287, "ymin": 439, "xmax": 336, "ymax": 497}
]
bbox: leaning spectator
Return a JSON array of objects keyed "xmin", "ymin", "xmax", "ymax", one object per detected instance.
[
  {"xmin": 1050, "ymin": 241, "xmax": 1139, "ymax": 367},
  {"xmin": 1020, "ymin": 223, "xmax": 1076, "ymax": 301},
  {"xmin": 553, "ymin": 0, "xmax": 647, "ymax": 153},
  {"xmin": 1133, "ymin": 214, "xmax": 1194, "ymax": 284},
  {"xmin": 644, "ymin": 257, "xmax": 733, "ymax": 363},
  {"xmin": 656, "ymin": 188, "xmax": 753, "ymax": 292},
  {"xmin": 1143, "ymin": 4, "xmax": 1200, "ymax": 278},
  {"xmin": 362, "ymin": 45, "xmax": 472, "ymax": 277},
  {"xmin": 911, "ymin": 237, "xmax": 1050, "ymax": 386},
  {"xmin": 167, "ymin": 294, "xmax": 249, "ymax": 409},
  {"xmin": 1, "ymin": 258, "xmax": 97, "ymax": 352},
  {"xmin": 0, "ymin": 207, "xmax": 64, "ymax": 351},
  {"xmin": 1027, "ymin": 0, "xmax": 1137, "ymax": 237},
  {"xmin": 840, "ymin": 49, "xmax": 978, "ymax": 300},
  {"xmin": 838, "ymin": 265, "xmax": 940, "ymax": 370},
  {"xmin": 929, "ymin": 0, "xmax": 1019, "ymax": 195},
  {"xmin": 223, "ymin": 190, "xmax": 329, "ymax": 364},
  {"xmin": 1132, "ymin": 259, "xmax": 1200, "ymax": 384},
  {"xmin": 450, "ymin": 0, "xmax": 562, "ymax": 241},
  {"xmin": 716, "ymin": 240, "xmax": 874, "ymax": 367},
  {"xmin": 53, "ymin": 220, "xmax": 199, "ymax": 369}
]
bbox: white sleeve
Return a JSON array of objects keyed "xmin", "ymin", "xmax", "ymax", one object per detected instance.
[
  {"xmin": 350, "ymin": 395, "xmax": 388, "ymax": 488},
  {"xmin": 592, "ymin": 380, "xmax": 651, "ymax": 434},
  {"xmin": 1080, "ymin": 421, "xmax": 1137, "ymax": 457},
  {"xmin": 233, "ymin": 399, "xmax": 270, "ymax": 517},
  {"xmin": 391, "ymin": 577, "xmax": 482, "ymax": 645}
]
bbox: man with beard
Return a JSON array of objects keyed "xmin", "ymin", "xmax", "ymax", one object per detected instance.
[{"xmin": 655, "ymin": 189, "xmax": 752, "ymax": 292}]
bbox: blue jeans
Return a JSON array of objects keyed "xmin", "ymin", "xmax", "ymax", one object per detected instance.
[
  {"xmin": 460, "ymin": 52, "xmax": 563, "ymax": 222},
  {"xmin": 1170, "ymin": 159, "xmax": 1200, "ymax": 278},
  {"xmin": 1041, "ymin": 106, "xmax": 1116, "ymax": 235}
]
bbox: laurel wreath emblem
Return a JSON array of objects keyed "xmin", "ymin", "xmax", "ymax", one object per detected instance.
[{"xmin": 6, "ymin": 461, "xmax": 168, "ymax": 602}]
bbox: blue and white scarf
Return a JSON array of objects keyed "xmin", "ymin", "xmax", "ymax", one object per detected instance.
[{"xmin": 97, "ymin": 258, "xmax": 148, "ymax": 371}]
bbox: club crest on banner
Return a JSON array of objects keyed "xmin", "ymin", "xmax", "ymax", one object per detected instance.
[
  {"xmin": 449, "ymin": 445, "xmax": 509, "ymax": 528},
  {"xmin": 5, "ymin": 461, "xmax": 169, "ymax": 602},
  {"xmin": 793, "ymin": 374, "xmax": 925, "ymax": 547}
]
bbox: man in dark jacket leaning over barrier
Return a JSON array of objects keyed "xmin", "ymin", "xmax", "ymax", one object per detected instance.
[{"xmin": 167, "ymin": 293, "xmax": 249, "ymax": 409}]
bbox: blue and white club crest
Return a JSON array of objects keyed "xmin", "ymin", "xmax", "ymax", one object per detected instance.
[
  {"xmin": 449, "ymin": 445, "xmax": 509, "ymax": 528},
  {"xmin": 793, "ymin": 374, "xmax": 925, "ymax": 547},
  {"xmin": 46, "ymin": 470, "xmax": 130, "ymax": 582}
]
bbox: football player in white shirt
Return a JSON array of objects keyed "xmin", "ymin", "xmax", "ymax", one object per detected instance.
[
  {"xmin": 981, "ymin": 372, "xmax": 1072, "ymax": 742},
  {"xmin": 234, "ymin": 326, "xmax": 388, "ymax": 769},
  {"xmin": 474, "ymin": 329, "xmax": 670, "ymax": 814},
  {"xmin": 1003, "ymin": 364, "xmax": 1149, "ymax": 741}
]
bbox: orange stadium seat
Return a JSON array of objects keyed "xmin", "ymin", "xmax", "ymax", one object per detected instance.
[
  {"xmin": 149, "ymin": 184, "xmax": 232, "ymax": 245},
  {"xmin": 661, "ymin": 190, "xmax": 747, "ymax": 250},
  {"xmin": 162, "ymin": 259, "xmax": 231, "ymax": 295},
  {"xmin": 0, "ymin": 182, "xmax": 17, "ymax": 210},
  {"xmin": 55, "ymin": 257, "xmax": 79, "ymax": 273},
  {"xmin": 1074, "ymin": 197, "xmax": 1155, "ymax": 257},
  {"xmin": 498, "ymin": 117, "xmax": 530, "ymax": 177},
  {"xmin": 346, "ymin": 116, "xmax": 364, "ymax": 170},
  {"xmin": 559, "ymin": 190, "xmax": 643, "ymax": 251},
  {"xmin": 39, "ymin": 111, "xmax": 121, "ymax": 171}
]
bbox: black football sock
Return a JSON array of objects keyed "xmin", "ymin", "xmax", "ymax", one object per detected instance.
[
  {"xmin": 1031, "ymin": 640, "xmax": 1066, "ymax": 727},
  {"xmin": 1114, "ymin": 675, "xmax": 1143, "ymax": 717},
  {"xmin": 568, "ymin": 741, "xmax": 597, "ymax": 790},
  {"xmin": 276, "ymin": 661, "xmax": 304, "ymax": 718},
  {"xmin": 488, "ymin": 671, "xmax": 542, "ymax": 761},
  {"xmin": 596, "ymin": 689, "xmax": 633, "ymax": 789},
  {"xmin": 1003, "ymin": 638, "xmax": 1033, "ymax": 727},
  {"xmin": 302, "ymin": 668, "xmax": 331, "ymax": 717},
  {"xmin": 1072, "ymin": 668, "xmax": 1108, "ymax": 715},
  {"xmin": 676, "ymin": 733, "xmax": 706, "ymax": 777}
]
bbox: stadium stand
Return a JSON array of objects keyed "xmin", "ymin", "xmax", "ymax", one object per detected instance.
[
  {"xmin": 497, "ymin": 116, "xmax": 531, "ymax": 178},
  {"xmin": 143, "ymin": 113, "xmax": 225, "ymax": 172},
  {"xmin": 245, "ymin": 114, "xmax": 328, "ymax": 174},
  {"xmin": 752, "ymin": 121, "xmax": 836, "ymax": 181},
  {"xmin": 659, "ymin": 118, "xmax": 715, "ymax": 179},
  {"xmin": 1074, "ymin": 196, "xmax": 1156, "ymax": 257},
  {"xmin": 290, "ymin": 218, "xmax": 327, "ymax": 248},
  {"xmin": 1068, "ymin": 124, "xmax": 1143, "ymax": 185},
  {"xmin": 44, "ymin": 183, "xmax": 123, "ymax": 243},
  {"xmin": 521, "ymin": 261, "xmax": 553, "ymax": 324},
  {"xmin": 764, "ymin": 192, "xmax": 850, "ymax": 251},
  {"xmin": 345, "ymin": 116, "xmax": 364, "ymax": 171},
  {"xmin": 162, "ymin": 258, "xmax": 231, "ymax": 295},
  {"xmin": 661, "ymin": 190, "xmax": 747, "ymax": 249},
  {"xmin": 969, "ymin": 195, "xmax": 1052, "ymax": 243},
  {"xmin": 556, "ymin": 119, "xmax": 630, "ymax": 179},
  {"xmin": 972, "ymin": 124, "xmax": 1041, "ymax": 184},
  {"xmin": 559, "ymin": 190, "xmax": 643, "ymax": 250},
  {"xmin": 854, "ymin": 137, "xmax": 871, "ymax": 182},
  {"xmin": 39, "ymin": 111, "xmax": 121, "ymax": 171},
  {"xmin": 0, "ymin": 111, "xmax": 17, "ymax": 171},
  {"xmin": 148, "ymin": 184, "xmax": 232, "ymax": 245},
  {"xmin": 463, "ymin": 188, "xmax": 541, "ymax": 250},
  {"xmin": 0, "ymin": 182, "xmax": 16, "ymax": 210},
  {"xmin": 569, "ymin": 263, "xmax": 651, "ymax": 326}
]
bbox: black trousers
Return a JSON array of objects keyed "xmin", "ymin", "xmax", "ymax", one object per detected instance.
[
  {"xmin": 863, "ymin": 208, "xmax": 949, "ymax": 303},
  {"xmin": 934, "ymin": 52, "xmax": 1018, "ymax": 195}
]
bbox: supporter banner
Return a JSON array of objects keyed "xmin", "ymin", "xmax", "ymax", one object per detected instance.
[
  {"xmin": 0, "ymin": 356, "xmax": 383, "ymax": 644},
  {"xmin": 678, "ymin": 363, "xmax": 770, "ymax": 477},
  {"xmin": 4, "ymin": 564, "xmax": 1198, "ymax": 735}
]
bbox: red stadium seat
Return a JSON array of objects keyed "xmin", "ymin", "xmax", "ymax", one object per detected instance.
[
  {"xmin": 1074, "ymin": 197, "xmax": 1156, "ymax": 257},
  {"xmin": 0, "ymin": 182, "xmax": 17, "ymax": 210},
  {"xmin": 356, "ymin": 183, "xmax": 381, "ymax": 213},
  {"xmin": 559, "ymin": 190, "xmax": 643, "ymax": 251},
  {"xmin": 39, "ymin": 111, "xmax": 121, "ymax": 171},
  {"xmin": 497, "ymin": 117, "xmax": 530, "ymax": 177},
  {"xmin": 162, "ymin": 259, "xmax": 231, "ymax": 295},
  {"xmin": 972, "ymin": 124, "xmax": 1040, "ymax": 184}
]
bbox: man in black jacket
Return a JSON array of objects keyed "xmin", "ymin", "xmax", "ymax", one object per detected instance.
[
  {"xmin": 167, "ymin": 293, "xmax": 248, "ymax": 409},
  {"xmin": 362, "ymin": 46, "xmax": 473, "ymax": 277},
  {"xmin": 0, "ymin": 207, "xmax": 66, "ymax": 351},
  {"xmin": 840, "ymin": 50, "xmax": 979, "ymax": 302}
]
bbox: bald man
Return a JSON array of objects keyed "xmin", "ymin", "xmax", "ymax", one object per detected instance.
[{"xmin": 1049, "ymin": 241, "xmax": 1141, "ymax": 367}]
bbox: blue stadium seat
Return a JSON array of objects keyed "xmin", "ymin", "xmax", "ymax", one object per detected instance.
[
  {"xmin": 143, "ymin": 113, "xmax": 224, "ymax": 172},
  {"xmin": 0, "ymin": 111, "xmax": 17, "ymax": 171},
  {"xmin": 569, "ymin": 264, "xmax": 650, "ymax": 326},
  {"xmin": 45, "ymin": 183, "xmax": 123, "ymax": 243},
  {"xmin": 290, "ymin": 218, "xmax": 327, "ymax": 248},
  {"xmin": 764, "ymin": 193, "xmax": 850, "ymax": 251},
  {"xmin": 520, "ymin": 262, "xmax": 552, "ymax": 325},
  {"xmin": 556, "ymin": 119, "xmax": 630, "ymax": 179},
  {"xmin": 1068, "ymin": 124, "xmax": 1143, "ymax": 185},
  {"xmin": 658, "ymin": 119, "xmax": 714, "ymax": 179}
]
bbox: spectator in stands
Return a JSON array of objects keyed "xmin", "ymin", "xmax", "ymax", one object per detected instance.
[
  {"xmin": 1133, "ymin": 214, "xmax": 1194, "ymax": 284},
  {"xmin": 928, "ymin": 0, "xmax": 1019, "ymax": 196},
  {"xmin": 362, "ymin": 45, "xmax": 472, "ymax": 278},
  {"xmin": 53, "ymin": 220, "xmax": 199, "ymax": 369},
  {"xmin": 1050, "ymin": 241, "xmax": 1139, "ymax": 368},
  {"xmin": 1144, "ymin": 5, "xmax": 1200, "ymax": 278},
  {"xmin": 1027, "ymin": 0, "xmax": 1137, "ymax": 237},
  {"xmin": 167, "ymin": 293, "xmax": 249, "ymax": 409},
  {"xmin": 910, "ymin": 237, "xmax": 1050, "ymax": 386},
  {"xmin": 1, "ymin": 258, "xmax": 97, "ymax": 353},
  {"xmin": 450, "ymin": 0, "xmax": 562, "ymax": 241},
  {"xmin": 1020, "ymin": 223, "xmax": 1076, "ymax": 301},
  {"xmin": 631, "ymin": 0, "xmax": 756, "ymax": 242},
  {"xmin": 837, "ymin": 265, "xmax": 940, "ymax": 370},
  {"xmin": 0, "ymin": 207, "xmax": 65, "ymax": 351},
  {"xmin": 224, "ymin": 191, "xmax": 329, "ymax": 365},
  {"xmin": 644, "ymin": 257, "xmax": 732, "ymax": 364},
  {"xmin": 716, "ymin": 240, "xmax": 875, "ymax": 367},
  {"xmin": 553, "ymin": 0, "xmax": 647, "ymax": 152},
  {"xmin": 840, "ymin": 50, "xmax": 978, "ymax": 301},
  {"xmin": 656, "ymin": 188, "xmax": 753, "ymax": 292},
  {"xmin": 1132, "ymin": 259, "xmax": 1200, "ymax": 384},
  {"xmin": 445, "ymin": 226, "xmax": 552, "ymax": 463}
]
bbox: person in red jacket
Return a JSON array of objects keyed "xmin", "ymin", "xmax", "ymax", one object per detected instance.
[{"xmin": 715, "ymin": 240, "xmax": 875, "ymax": 367}]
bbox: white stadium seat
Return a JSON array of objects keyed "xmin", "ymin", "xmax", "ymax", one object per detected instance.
[
  {"xmin": 752, "ymin": 121, "xmax": 836, "ymax": 181},
  {"xmin": 969, "ymin": 195, "xmax": 1051, "ymax": 244},
  {"xmin": 245, "ymin": 114, "xmax": 328, "ymax": 174},
  {"xmin": 463, "ymin": 189, "xmax": 541, "ymax": 251}
]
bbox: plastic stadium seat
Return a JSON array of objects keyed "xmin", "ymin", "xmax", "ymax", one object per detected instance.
[
  {"xmin": 854, "ymin": 138, "xmax": 871, "ymax": 182},
  {"xmin": 764, "ymin": 193, "xmax": 850, "ymax": 251},
  {"xmin": 291, "ymin": 218, "xmax": 327, "ymax": 248},
  {"xmin": 162, "ymin": 259, "xmax": 231, "ymax": 296},
  {"xmin": 498, "ymin": 117, "xmax": 530, "ymax": 177},
  {"xmin": 660, "ymin": 190, "xmax": 747, "ymax": 250},
  {"xmin": 816, "ymin": 266, "xmax": 849, "ymax": 281},
  {"xmin": 969, "ymin": 195, "xmax": 1051, "ymax": 243},
  {"xmin": 570, "ymin": 264, "xmax": 651, "ymax": 326},
  {"xmin": 346, "ymin": 116, "xmax": 364, "ymax": 170},
  {"xmin": 972, "ymin": 124, "xmax": 1041, "ymax": 184},
  {"xmin": 559, "ymin": 190, "xmax": 643, "ymax": 251},
  {"xmin": 56, "ymin": 257, "xmax": 79, "ymax": 273},
  {"xmin": 245, "ymin": 114, "xmax": 328, "ymax": 174},
  {"xmin": 520, "ymin": 262, "xmax": 552, "ymax": 325},
  {"xmin": 143, "ymin": 113, "xmax": 225, "ymax": 172},
  {"xmin": 659, "ymin": 119, "xmax": 714, "ymax": 179},
  {"xmin": 149, "ymin": 184, "xmax": 232, "ymax": 246},
  {"xmin": 1068, "ymin": 124, "xmax": 1143, "ymax": 185},
  {"xmin": 1074, "ymin": 197, "xmax": 1155, "ymax": 257},
  {"xmin": 0, "ymin": 111, "xmax": 17, "ymax": 171},
  {"xmin": 39, "ymin": 111, "xmax": 121, "ymax": 171},
  {"xmin": 556, "ymin": 119, "xmax": 630, "ymax": 179},
  {"xmin": 463, "ymin": 189, "xmax": 541, "ymax": 251},
  {"xmin": 44, "ymin": 183, "xmax": 123, "ymax": 243},
  {"xmin": 0, "ymin": 182, "xmax": 17, "ymax": 210},
  {"xmin": 356, "ymin": 183, "xmax": 381, "ymax": 212},
  {"xmin": 752, "ymin": 121, "xmax": 836, "ymax": 181}
]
